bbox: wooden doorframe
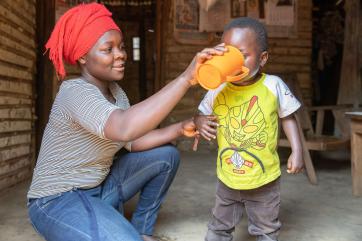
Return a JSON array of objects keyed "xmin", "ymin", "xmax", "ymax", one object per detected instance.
[
  {"xmin": 155, "ymin": 0, "xmax": 162, "ymax": 92},
  {"xmin": 155, "ymin": 0, "xmax": 171, "ymax": 92},
  {"xmin": 35, "ymin": 0, "xmax": 55, "ymax": 155},
  {"xmin": 338, "ymin": 0, "xmax": 361, "ymax": 106}
]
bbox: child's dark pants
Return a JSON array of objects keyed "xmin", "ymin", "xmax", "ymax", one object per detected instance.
[{"xmin": 205, "ymin": 178, "xmax": 281, "ymax": 241}]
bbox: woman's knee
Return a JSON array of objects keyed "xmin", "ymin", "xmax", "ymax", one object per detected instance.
[{"xmin": 158, "ymin": 144, "xmax": 180, "ymax": 170}]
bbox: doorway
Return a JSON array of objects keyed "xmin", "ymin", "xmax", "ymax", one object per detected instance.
[
  {"xmin": 107, "ymin": 3, "xmax": 156, "ymax": 105},
  {"xmin": 311, "ymin": 0, "xmax": 345, "ymax": 133}
]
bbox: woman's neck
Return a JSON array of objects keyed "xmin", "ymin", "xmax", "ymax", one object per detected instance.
[{"xmin": 81, "ymin": 73, "xmax": 115, "ymax": 103}]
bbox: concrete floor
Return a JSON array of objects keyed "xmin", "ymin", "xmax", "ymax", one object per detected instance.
[{"xmin": 0, "ymin": 150, "xmax": 361, "ymax": 241}]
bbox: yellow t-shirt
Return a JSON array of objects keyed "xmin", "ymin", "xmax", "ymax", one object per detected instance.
[{"xmin": 198, "ymin": 74, "xmax": 301, "ymax": 190}]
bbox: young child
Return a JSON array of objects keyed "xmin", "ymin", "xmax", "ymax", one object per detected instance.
[{"xmin": 194, "ymin": 17, "xmax": 304, "ymax": 241}]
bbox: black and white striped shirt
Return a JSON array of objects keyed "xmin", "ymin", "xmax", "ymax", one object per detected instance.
[{"xmin": 28, "ymin": 78, "xmax": 131, "ymax": 199}]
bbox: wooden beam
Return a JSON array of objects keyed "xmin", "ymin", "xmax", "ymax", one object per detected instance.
[
  {"xmin": 155, "ymin": 0, "xmax": 162, "ymax": 92},
  {"xmin": 338, "ymin": 0, "xmax": 361, "ymax": 106},
  {"xmin": 35, "ymin": 0, "xmax": 55, "ymax": 156}
]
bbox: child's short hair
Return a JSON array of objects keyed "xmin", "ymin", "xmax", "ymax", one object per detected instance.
[{"xmin": 223, "ymin": 17, "xmax": 268, "ymax": 52}]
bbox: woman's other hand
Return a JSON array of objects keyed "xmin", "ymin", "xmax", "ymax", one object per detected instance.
[
  {"xmin": 181, "ymin": 118, "xmax": 198, "ymax": 137},
  {"xmin": 180, "ymin": 118, "xmax": 200, "ymax": 151}
]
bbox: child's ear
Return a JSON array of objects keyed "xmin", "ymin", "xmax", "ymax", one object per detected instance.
[{"xmin": 260, "ymin": 51, "xmax": 268, "ymax": 67}]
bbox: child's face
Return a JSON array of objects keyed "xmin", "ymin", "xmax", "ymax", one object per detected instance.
[{"xmin": 222, "ymin": 27, "xmax": 268, "ymax": 85}]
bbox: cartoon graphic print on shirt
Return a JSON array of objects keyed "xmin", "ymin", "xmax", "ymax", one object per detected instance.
[
  {"xmin": 199, "ymin": 74, "xmax": 302, "ymax": 189},
  {"xmin": 213, "ymin": 92, "xmax": 268, "ymax": 174}
]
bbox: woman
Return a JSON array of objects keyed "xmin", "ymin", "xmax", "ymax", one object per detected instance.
[{"xmin": 27, "ymin": 3, "xmax": 225, "ymax": 241}]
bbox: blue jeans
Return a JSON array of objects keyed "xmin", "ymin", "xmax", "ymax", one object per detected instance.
[{"xmin": 28, "ymin": 145, "xmax": 180, "ymax": 241}]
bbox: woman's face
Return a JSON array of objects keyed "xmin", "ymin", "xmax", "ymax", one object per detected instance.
[{"xmin": 82, "ymin": 29, "xmax": 127, "ymax": 82}]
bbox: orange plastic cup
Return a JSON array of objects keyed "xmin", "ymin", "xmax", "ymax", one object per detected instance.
[{"xmin": 196, "ymin": 45, "xmax": 250, "ymax": 90}]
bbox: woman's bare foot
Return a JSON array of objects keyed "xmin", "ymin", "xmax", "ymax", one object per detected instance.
[{"xmin": 141, "ymin": 234, "xmax": 159, "ymax": 241}]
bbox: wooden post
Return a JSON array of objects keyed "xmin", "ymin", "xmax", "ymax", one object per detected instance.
[
  {"xmin": 155, "ymin": 0, "xmax": 163, "ymax": 92},
  {"xmin": 338, "ymin": 0, "xmax": 361, "ymax": 106},
  {"xmin": 35, "ymin": 0, "xmax": 55, "ymax": 156}
]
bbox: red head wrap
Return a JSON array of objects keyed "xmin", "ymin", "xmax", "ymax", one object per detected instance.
[{"xmin": 45, "ymin": 3, "xmax": 120, "ymax": 79}]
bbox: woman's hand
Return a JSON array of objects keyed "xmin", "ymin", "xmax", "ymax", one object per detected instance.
[
  {"xmin": 182, "ymin": 43, "xmax": 227, "ymax": 85},
  {"xmin": 194, "ymin": 114, "xmax": 218, "ymax": 141},
  {"xmin": 180, "ymin": 118, "xmax": 200, "ymax": 151},
  {"xmin": 180, "ymin": 118, "xmax": 198, "ymax": 137},
  {"xmin": 286, "ymin": 150, "xmax": 304, "ymax": 174}
]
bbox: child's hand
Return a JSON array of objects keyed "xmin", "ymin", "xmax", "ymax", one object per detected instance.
[
  {"xmin": 182, "ymin": 43, "xmax": 227, "ymax": 85},
  {"xmin": 194, "ymin": 115, "xmax": 218, "ymax": 141},
  {"xmin": 286, "ymin": 151, "xmax": 304, "ymax": 174}
]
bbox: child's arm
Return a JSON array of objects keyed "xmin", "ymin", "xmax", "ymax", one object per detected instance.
[
  {"xmin": 130, "ymin": 118, "xmax": 197, "ymax": 152},
  {"xmin": 281, "ymin": 114, "xmax": 304, "ymax": 174}
]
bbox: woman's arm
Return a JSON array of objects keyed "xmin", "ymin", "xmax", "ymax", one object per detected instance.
[
  {"xmin": 281, "ymin": 114, "xmax": 304, "ymax": 174},
  {"xmin": 104, "ymin": 45, "xmax": 226, "ymax": 142},
  {"xmin": 130, "ymin": 119, "xmax": 197, "ymax": 152}
]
